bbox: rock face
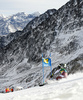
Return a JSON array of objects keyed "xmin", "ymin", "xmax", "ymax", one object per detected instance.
[
  {"xmin": 0, "ymin": 0, "xmax": 83, "ymax": 89},
  {"xmin": 0, "ymin": 12, "xmax": 40, "ymax": 46}
]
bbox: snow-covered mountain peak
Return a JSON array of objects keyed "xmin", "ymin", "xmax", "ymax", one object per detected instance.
[
  {"xmin": 0, "ymin": 14, "xmax": 6, "ymax": 19},
  {"xmin": 31, "ymin": 12, "xmax": 40, "ymax": 16},
  {"xmin": 14, "ymin": 12, "xmax": 28, "ymax": 16},
  {"xmin": 0, "ymin": 12, "xmax": 40, "ymax": 35}
]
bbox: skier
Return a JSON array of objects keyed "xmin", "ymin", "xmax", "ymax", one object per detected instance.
[
  {"xmin": 10, "ymin": 87, "xmax": 14, "ymax": 92},
  {"xmin": 5, "ymin": 87, "xmax": 10, "ymax": 93},
  {"xmin": 50, "ymin": 63, "xmax": 68, "ymax": 80}
]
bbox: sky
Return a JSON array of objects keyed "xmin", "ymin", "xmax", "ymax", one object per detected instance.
[{"xmin": 0, "ymin": 0, "xmax": 69, "ymax": 17}]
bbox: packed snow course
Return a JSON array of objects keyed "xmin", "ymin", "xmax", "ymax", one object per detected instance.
[{"xmin": 0, "ymin": 72, "xmax": 83, "ymax": 100}]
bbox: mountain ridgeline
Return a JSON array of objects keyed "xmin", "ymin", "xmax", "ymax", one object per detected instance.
[
  {"xmin": 0, "ymin": 12, "xmax": 40, "ymax": 36},
  {"xmin": 0, "ymin": 0, "xmax": 83, "ymax": 89}
]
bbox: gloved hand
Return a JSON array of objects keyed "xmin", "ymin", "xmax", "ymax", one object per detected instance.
[{"xmin": 50, "ymin": 74, "xmax": 53, "ymax": 78}]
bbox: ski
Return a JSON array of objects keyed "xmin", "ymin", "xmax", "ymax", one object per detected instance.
[{"xmin": 39, "ymin": 82, "xmax": 48, "ymax": 86}]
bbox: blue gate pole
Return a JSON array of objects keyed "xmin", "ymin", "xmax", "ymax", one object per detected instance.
[
  {"xmin": 42, "ymin": 66, "xmax": 44, "ymax": 83},
  {"xmin": 50, "ymin": 53, "xmax": 52, "ymax": 75},
  {"xmin": 42, "ymin": 54, "xmax": 44, "ymax": 83},
  {"xmin": 50, "ymin": 65, "xmax": 52, "ymax": 75}
]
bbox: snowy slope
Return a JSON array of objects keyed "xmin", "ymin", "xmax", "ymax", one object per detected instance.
[
  {"xmin": 0, "ymin": 28, "xmax": 83, "ymax": 91},
  {"xmin": 0, "ymin": 72, "xmax": 83, "ymax": 100}
]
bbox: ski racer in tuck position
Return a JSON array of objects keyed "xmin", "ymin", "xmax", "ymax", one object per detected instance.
[{"xmin": 50, "ymin": 63, "xmax": 68, "ymax": 80}]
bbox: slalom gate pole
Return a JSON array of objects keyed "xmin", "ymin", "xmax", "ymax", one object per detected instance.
[
  {"xmin": 50, "ymin": 53, "xmax": 52, "ymax": 75},
  {"xmin": 42, "ymin": 54, "xmax": 45, "ymax": 83}
]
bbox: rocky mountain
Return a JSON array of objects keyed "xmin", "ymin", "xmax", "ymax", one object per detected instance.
[
  {"xmin": 0, "ymin": 12, "xmax": 40, "ymax": 36},
  {"xmin": 0, "ymin": 0, "xmax": 83, "ymax": 90}
]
